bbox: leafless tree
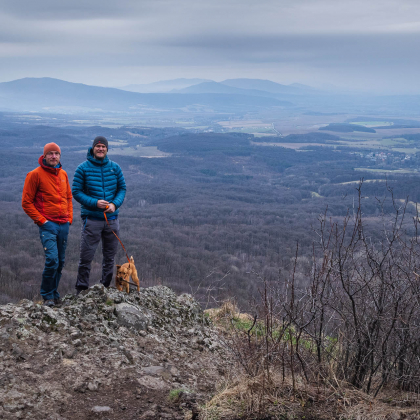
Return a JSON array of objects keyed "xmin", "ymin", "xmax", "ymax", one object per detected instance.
[{"xmin": 224, "ymin": 182, "xmax": 420, "ymax": 399}]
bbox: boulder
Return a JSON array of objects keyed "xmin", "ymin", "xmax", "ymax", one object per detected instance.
[{"xmin": 114, "ymin": 303, "xmax": 153, "ymax": 331}]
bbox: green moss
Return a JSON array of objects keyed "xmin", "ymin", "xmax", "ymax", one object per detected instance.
[
  {"xmin": 105, "ymin": 298, "xmax": 113, "ymax": 306},
  {"xmin": 42, "ymin": 315, "xmax": 57, "ymax": 325},
  {"xmin": 169, "ymin": 388, "xmax": 185, "ymax": 401}
]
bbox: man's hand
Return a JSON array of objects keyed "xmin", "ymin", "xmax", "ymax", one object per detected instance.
[
  {"xmin": 97, "ymin": 200, "xmax": 109, "ymax": 209},
  {"xmin": 105, "ymin": 203, "xmax": 116, "ymax": 213}
]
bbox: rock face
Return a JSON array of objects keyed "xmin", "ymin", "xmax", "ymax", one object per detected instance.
[{"xmin": 0, "ymin": 285, "xmax": 227, "ymax": 419}]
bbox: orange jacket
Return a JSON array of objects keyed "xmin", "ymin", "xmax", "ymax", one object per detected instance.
[{"xmin": 22, "ymin": 156, "xmax": 73, "ymax": 226}]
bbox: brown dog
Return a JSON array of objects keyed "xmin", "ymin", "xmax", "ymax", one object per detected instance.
[{"xmin": 115, "ymin": 256, "xmax": 140, "ymax": 293}]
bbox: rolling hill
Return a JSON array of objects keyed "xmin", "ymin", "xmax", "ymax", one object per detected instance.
[
  {"xmin": 120, "ymin": 78, "xmax": 212, "ymax": 93},
  {"xmin": 220, "ymin": 78, "xmax": 309, "ymax": 94},
  {"xmin": 0, "ymin": 77, "xmax": 293, "ymax": 113}
]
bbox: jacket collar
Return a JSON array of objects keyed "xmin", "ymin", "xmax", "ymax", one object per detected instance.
[
  {"xmin": 38, "ymin": 155, "xmax": 62, "ymax": 175},
  {"xmin": 87, "ymin": 147, "xmax": 109, "ymax": 166}
]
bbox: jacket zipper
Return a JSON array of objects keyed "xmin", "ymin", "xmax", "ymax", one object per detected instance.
[
  {"xmin": 56, "ymin": 170, "xmax": 62, "ymax": 220},
  {"xmin": 101, "ymin": 165, "xmax": 105, "ymax": 200}
]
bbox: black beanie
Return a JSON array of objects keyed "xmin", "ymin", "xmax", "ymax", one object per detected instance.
[{"xmin": 93, "ymin": 136, "xmax": 108, "ymax": 149}]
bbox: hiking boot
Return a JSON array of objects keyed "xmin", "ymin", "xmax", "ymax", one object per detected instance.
[
  {"xmin": 54, "ymin": 297, "xmax": 62, "ymax": 306},
  {"xmin": 43, "ymin": 299, "xmax": 55, "ymax": 307},
  {"xmin": 75, "ymin": 288, "xmax": 86, "ymax": 296}
]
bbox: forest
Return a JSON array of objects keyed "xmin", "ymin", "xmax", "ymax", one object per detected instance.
[{"xmin": 1, "ymin": 115, "xmax": 420, "ymax": 309}]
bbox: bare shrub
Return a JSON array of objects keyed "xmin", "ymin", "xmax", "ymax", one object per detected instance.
[
  {"xmin": 208, "ymin": 183, "xmax": 420, "ymax": 419},
  {"xmin": 310, "ymin": 185, "xmax": 420, "ymax": 395}
]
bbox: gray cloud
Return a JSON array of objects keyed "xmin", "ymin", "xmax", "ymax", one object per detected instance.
[
  {"xmin": 0, "ymin": 0, "xmax": 158, "ymax": 20},
  {"xmin": 160, "ymin": 32, "xmax": 420, "ymax": 65},
  {"xmin": 0, "ymin": 0, "xmax": 419, "ymax": 92}
]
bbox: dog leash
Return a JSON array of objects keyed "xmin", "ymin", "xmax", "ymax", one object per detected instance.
[
  {"xmin": 104, "ymin": 207, "xmax": 139, "ymax": 291},
  {"xmin": 103, "ymin": 208, "xmax": 130, "ymax": 265},
  {"xmin": 117, "ymin": 277, "xmax": 139, "ymax": 288}
]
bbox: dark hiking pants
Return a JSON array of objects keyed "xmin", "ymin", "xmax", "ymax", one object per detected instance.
[
  {"xmin": 39, "ymin": 221, "xmax": 69, "ymax": 300},
  {"xmin": 75, "ymin": 218, "xmax": 119, "ymax": 290}
]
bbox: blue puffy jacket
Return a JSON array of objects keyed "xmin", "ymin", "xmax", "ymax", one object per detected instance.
[{"xmin": 72, "ymin": 147, "xmax": 126, "ymax": 219}]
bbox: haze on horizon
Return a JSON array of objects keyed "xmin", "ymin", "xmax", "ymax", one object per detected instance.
[{"xmin": 1, "ymin": 0, "xmax": 420, "ymax": 94}]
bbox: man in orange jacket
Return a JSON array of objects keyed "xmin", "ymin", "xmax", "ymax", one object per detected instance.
[{"xmin": 22, "ymin": 143, "xmax": 73, "ymax": 307}]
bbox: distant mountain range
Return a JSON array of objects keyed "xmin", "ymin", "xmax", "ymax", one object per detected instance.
[
  {"xmin": 1, "ymin": 77, "xmax": 418, "ymax": 116},
  {"xmin": 121, "ymin": 78, "xmax": 212, "ymax": 93},
  {"xmin": 221, "ymin": 79, "xmax": 315, "ymax": 95},
  {"xmin": 0, "ymin": 77, "xmax": 293, "ymax": 114},
  {"xmin": 121, "ymin": 77, "xmax": 316, "ymax": 96}
]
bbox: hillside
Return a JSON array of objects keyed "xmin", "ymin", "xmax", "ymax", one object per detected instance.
[
  {"xmin": 0, "ymin": 78, "xmax": 293, "ymax": 113},
  {"xmin": 220, "ymin": 78, "xmax": 308, "ymax": 94},
  {"xmin": 173, "ymin": 81, "xmax": 279, "ymax": 98},
  {"xmin": 0, "ymin": 285, "xmax": 226, "ymax": 419},
  {"xmin": 319, "ymin": 123, "xmax": 376, "ymax": 133},
  {"xmin": 121, "ymin": 79, "xmax": 213, "ymax": 93},
  {"xmin": 1, "ymin": 285, "xmax": 420, "ymax": 419}
]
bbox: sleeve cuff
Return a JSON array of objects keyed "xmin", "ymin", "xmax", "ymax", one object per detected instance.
[{"xmin": 36, "ymin": 217, "xmax": 47, "ymax": 226}]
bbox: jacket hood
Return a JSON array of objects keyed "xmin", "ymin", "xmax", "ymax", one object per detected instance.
[
  {"xmin": 87, "ymin": 147, "xmax": 109, "ymax": 166},
  {"xmin": 38, "ymin": 155, "xmax": 62, "ymax": 174}
]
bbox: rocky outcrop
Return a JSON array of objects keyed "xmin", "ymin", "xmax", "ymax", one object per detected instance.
[{"xmin": 0, "ymin": 285, "xmax": 228, "ymax": 419}]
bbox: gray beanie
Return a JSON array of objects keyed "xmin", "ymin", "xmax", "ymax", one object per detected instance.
[{"xmin": 92, "ymin": 136, "xmax": 108, "ymax": 149}]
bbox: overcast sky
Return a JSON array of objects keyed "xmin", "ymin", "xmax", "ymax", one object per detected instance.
[{"xmin": 1, "ymin": 0, "xmax": 420, "ymax": 93}]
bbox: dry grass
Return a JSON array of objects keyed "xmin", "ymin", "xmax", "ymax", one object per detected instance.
[
  {"xmin": 341, "ymin": 398, "xmax": 420, "ymax": 420},
  {"xmin": 200, "ymin": 372, "xmax": 286, "ymax": 420},
  {"xmin": 205, "ymin": 300, "xmax": 240, "ymax": 321},
  {"xmin": 200, "ymin": 371, "xmax": 340, "ymax": 420},
  {"xmin": 200, "ymin": 370, "xmax": 420, "ymax": 420},
  {"xmin": 200, "ymin": 301, "xmax": 420, "ymax": 420}
]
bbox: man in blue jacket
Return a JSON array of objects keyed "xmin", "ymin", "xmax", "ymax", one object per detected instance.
[{"xmin": 72, "ymin": 136, "xmax": 126, "ymax": 294}]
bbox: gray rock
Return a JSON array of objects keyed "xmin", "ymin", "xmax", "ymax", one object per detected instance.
[
  {"xmin": 0, "ymin": 374, "xmax": 13, "ymax": 386},
  {"xmin": 11, "ymin": 344, "xmax": 27, "ymax": 361},
  {"xmin": 122, "ymin": 348, "xmax": 134, "ymax": 364},
  {"xmin": 74, "ymin": 380, "xmax": 87, "ymax": 393},
  {"xmin": 142, "ymin": 366, "xmax": 172, "ymax": 381},
  {"xmin": 72, "ymin": 339, "xmax": 82, "ymax": 347},
  {"xmin": 115, "ymin": 303, "xmax": 153, "ymax": 330},
  {"xmin": 0, "ymin": 331, "xmax": 10, "ymax": 340},
  {"xmin": 64, "ymin": 347, "xmax": 76, "ymax": 359},
  {"xmin": 3, "ymin": 403, "xmax": 23, "ymax": 413},
  {"xmin": 142, "ymin": 365, "xmax": 165, "ymax": 375},
  {"xmin": 87, "ymin": 379, "xmax": 100, "ymax": 391},
  {"xmin": 91, "ymin": 406, "xmax": 112, "ymax": 413},
  {"xmin": 70, "ymin": 330, "xmax": 81, "ymax": 339},
  {"xmin": 112, "ymin": 294, "xmax": 123, "ymax": 304},
  {"xmin": 137, "ymin": 375, "xmax": 169, "ymax": 390},
  {"xmin": 169, "ymin": 365, "xmax": 180, "ymax": 377},
  {"xmin": 140, "ymin": 410, "xmax": 157, "ymax": 419},
  {"xmin": 84, "ymin": 314, "xmax": 97, "ymax": 323}
]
